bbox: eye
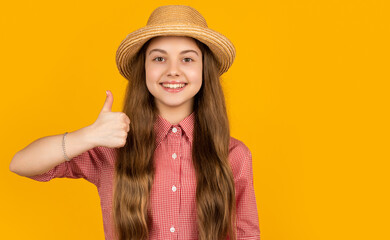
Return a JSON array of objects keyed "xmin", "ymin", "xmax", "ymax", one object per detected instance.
[
  {"xmin": 152, "ymin": 56, "xmax": 194, "ymax": 63},
  {"xmin": 153, "ymin": 56, "xmax": 165, "ymax": 62}
]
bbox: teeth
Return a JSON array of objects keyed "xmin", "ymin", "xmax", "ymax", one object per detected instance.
[{"xmin": 162, "ymin": 83, "xmax": 186, "ymax": 89}]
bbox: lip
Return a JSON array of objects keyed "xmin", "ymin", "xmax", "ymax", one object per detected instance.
[
  {"xmin": 160, "ymin": 81, "xmax": 187, "ymax": 84},
  {"xmin": 160, "ymin": 82, "xmax": 187, "ymax": 93}
]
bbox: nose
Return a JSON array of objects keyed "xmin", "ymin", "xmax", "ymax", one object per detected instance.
[
  {"xmin": 167, "ymin": 60, "xmax": 181, "ymax": 77},
  {"xmin": 168, "ymin": 71, "xmax": 179, "ymax": 76}
]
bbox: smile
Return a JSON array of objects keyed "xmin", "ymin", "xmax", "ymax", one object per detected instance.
[{"xmin": 160, "ymin": 83, "xmax": 187, "ymax": 93}]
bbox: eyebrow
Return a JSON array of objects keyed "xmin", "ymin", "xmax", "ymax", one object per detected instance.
[{"xmin": 148, "ymin": 48, "xmax": 199, "ymax": 56}]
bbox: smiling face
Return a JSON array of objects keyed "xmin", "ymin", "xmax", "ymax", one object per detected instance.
[{"xmin": 145, "ymin": 36, "xmax": 203, "ymax": 118}]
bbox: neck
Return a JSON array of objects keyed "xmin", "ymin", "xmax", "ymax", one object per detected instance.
[{"xmin": 156, "ymin": 103, "xmax": 194, "ymax": 125}]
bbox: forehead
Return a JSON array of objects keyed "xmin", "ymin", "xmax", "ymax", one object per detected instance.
[{"xmin": 146, "ymin": 36, "xmax": 199, "ymax": 52}]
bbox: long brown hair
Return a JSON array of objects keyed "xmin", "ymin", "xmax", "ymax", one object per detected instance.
[{"xmin": 112, "ymin": 36, "xmax": 237, "ymax": 240}]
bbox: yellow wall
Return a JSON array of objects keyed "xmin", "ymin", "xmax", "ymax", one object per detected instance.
[{"xmin": 1, "ymin": 0, "xmax": 389, "ymax": 239}]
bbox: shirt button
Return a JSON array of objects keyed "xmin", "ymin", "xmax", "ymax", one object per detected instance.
[
  {"xmin": 172, "ymin": 153, "xmax": 177, "ymax": 159},
  {"xmin": 172, "ymin": 127, "xmax": 177, "ymax": 133},
  {"xmin": 172, "ymin": 185, "xmax": 177, "ymax": 192},
  {"xmin": 170, "ymin": 226, "xmax": 175, "ymax": 232}
]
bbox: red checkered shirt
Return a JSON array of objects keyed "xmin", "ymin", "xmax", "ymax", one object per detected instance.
[{"xmin": 27, "ymin": 111, "xmax": 260, "ymax": 239}]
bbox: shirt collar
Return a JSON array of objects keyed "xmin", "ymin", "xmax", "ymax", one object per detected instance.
[{"xmin": 154, "ymin": 111, "xmax": 195, "ymax": 147}]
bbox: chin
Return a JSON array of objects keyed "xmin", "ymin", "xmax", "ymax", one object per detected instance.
[
  {"xmin": 163, "ymin": 101, "xmax": 186, "ymax": 108},
  {"xmin": 158, "ymin": 98, "xmax": 190, "ymax": 107}
]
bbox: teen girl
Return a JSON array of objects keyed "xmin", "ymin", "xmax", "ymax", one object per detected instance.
[{"xmin": 10, "ymin": 5, "xmax": 260, "ymax": 240}]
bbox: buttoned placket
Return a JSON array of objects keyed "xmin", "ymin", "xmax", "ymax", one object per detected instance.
[{"xmin": 168, "ymin": 125, "xmax": 181, "ymax": 237}]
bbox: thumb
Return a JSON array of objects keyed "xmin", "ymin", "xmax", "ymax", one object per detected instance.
[{"xmin": 101, "ymin": 90, "xmax": 113, "ymax": 113}]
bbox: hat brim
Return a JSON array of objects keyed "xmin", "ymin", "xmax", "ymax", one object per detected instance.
[{"xmin": 115, "ymin": 24, "xmax": 236, "ymax": 80}]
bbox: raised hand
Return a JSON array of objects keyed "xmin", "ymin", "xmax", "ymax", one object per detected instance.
[{"xmin": 89, "ymin": 90, "xmax": 131, "ymax": 148}]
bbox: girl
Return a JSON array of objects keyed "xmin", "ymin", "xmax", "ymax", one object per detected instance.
[{"xmin": 10, "ymin": 5, "xmax": 260, "ymax": 240}]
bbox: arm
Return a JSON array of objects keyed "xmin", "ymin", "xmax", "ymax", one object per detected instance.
[
  {"xmin": 9, "ymin": 126, "xmax": 96, "ymax": 177},
  {"xmin": 9, "ymin": 90, "xmax": 130, "ymax": 186},
  {"xmin": 229, "ymin": 138, "xmax": 261, "ymax": 240}
]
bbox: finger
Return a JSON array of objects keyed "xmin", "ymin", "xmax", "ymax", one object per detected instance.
[{"xmin": 101, "ymin": 90, "xmax": 113, "ymax": 113}]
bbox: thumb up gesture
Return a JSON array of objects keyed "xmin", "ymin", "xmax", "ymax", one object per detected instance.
[{"xmin": 89, "ymin": 90, "xmax": 131, "ymax": 148}]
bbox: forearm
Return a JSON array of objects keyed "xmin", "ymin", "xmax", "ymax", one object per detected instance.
[{"xmin": 9, "ymin": 126, "xmax": 96, "ymax": 177}]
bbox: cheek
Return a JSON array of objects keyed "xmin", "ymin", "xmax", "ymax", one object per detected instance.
[
  {"xmin": 145, "ymin": 64, "xmax": 161, "ymax": 83},
  {"xmin": 187, "ymin": 64, "xmax": 203, "ymax": 86},
  {"xmin": 144, "ymin": 69, "xmax": 154, "ymax": 92}
]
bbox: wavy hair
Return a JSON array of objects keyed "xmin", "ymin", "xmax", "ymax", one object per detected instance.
[{"xmin": 112, "ymin": 36, "xmax": 237, "ymax": 240}]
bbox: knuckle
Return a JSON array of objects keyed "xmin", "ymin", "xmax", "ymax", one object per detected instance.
[{"xmin": 121, "ymin": 131, "xmax": 127, "ymax": 137}]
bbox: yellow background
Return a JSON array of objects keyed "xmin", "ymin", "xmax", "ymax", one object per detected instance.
[{"xmin": 1, "ymin": 0, "xmax": 389, "ymax": 239}]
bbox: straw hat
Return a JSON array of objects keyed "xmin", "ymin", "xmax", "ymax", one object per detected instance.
[{"xmin": 115, "ymin": 5, "xmax": 236, "ymax": 80}]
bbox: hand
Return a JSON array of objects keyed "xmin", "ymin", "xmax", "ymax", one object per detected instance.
[{"xmin": 88, "ymin": 90, "xmax": 131, "ymax": 148}]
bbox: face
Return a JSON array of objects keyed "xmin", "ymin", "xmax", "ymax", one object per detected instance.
[{"xmin": 145, "ymin": 36, "xmax": 203, "ymax": 115}]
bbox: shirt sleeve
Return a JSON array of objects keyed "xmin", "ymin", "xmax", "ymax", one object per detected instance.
[
  {"xmin": 229, "ymin": 138, "xmax": 261, "ymax": 240},
  {"xmin": 25, "ymin": 146, "xmax": 104, "ymax": 188}
]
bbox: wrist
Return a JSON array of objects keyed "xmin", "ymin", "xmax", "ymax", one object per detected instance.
[{"xmin": 78, "ymin": 125, "xmax": 98, "ymax": 149}]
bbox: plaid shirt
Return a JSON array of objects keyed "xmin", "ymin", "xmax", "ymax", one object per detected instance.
[{"xmin": 27, "ymin": 112, "xmax": 260, "ymax": 239}]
